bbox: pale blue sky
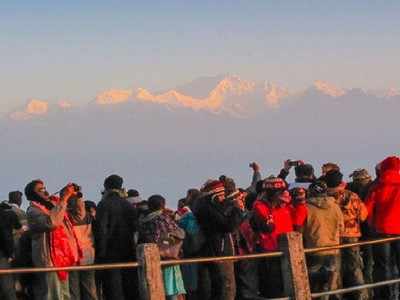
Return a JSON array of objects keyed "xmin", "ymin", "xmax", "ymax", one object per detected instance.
[{"xmin": 1, "ymin": 1, "xmax": 399, "ymax": 112}]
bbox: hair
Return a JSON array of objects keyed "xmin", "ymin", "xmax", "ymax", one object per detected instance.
[
  {"xmin": 9, "ymin": 191, "xmax": 23, "ymax": 205},
  {"xmin": 323, "ymin": 170, "xmax": 344, "ymax": 188},
  {"xmin": 295, "ymin": 164, "xmax": 315, "ymax": 179},
  {"xmin": 148, "ymin": 194, "xmax": 166, "ymax": 212},
  {"xmin": 84, "ymin": 200, "xmax": 97, "ymax": 211},
  {"xmin": 177, "ymin": 198, "xmax": 186, "ymax": 209},
  {"xmin": 104, "ymin": 174, "xmax": 123, "ymax": 190},
  {"xmin": 127, "ymin": 189, "xmax": 139, "ymax": 197},
  {"xmin": 24, "ymin": 179, "xmax": 54, "ymax": 210}
]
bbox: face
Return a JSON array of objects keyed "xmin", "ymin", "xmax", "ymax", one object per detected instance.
[
  {"xmin": 215, "ymin": 192, "xmax": 225, "ymax": 203},
  {"xmin": 272, "ymin": 190, "xmax": 291, "ymax": 204},
  {"xmin": 34, "ymin": 182, "xmax": 50, "ymax": 201}
]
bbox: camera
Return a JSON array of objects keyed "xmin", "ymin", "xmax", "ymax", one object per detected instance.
[{"xmin": 288, "ymin": 160, "xmax": 302, "ymax": 167}]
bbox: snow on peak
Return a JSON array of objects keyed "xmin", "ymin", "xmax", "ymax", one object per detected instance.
[
  {"xmin": 264, "ymin": 82, "xmax": 289, "ymax": 107},
  {"xmin": 95, "ymin": 89, "xmax": 132, "ymax": 105},
  {"xmin": 9, "ymin": 99, "xmax": 49, "ymax": 120},
  {"xmin": 314, "ymin": 80, "xmax": 345, "ymax": 97},
  {"xmin": 135, "ymin": 75, "xmax": 256, "ymax": 113}
]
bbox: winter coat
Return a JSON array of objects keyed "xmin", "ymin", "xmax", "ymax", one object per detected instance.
[
  {"xmin": 303, "ymin": 196, "xmax": 344, "ymax": 255},
  {"xmin": 27, "ymin": 201, "xmax": 79, "ymax": 268},
  {"xmin": 195, "ymin": 195, "xmax": 242, "ymax": 257},
  {"xmin": 95, "ymin": 189, "xmax": 137, "ymax": 262},
  {"xmin": 252, "ymin": 199, "xmax": 293, "ymax": 252},
  {"xmin": 291, "ymin": 203, "xmax": 308, "ymax": 229},
  {"xmin": 327, "ymin": 186, "xmax": 368, "ymax": 238},
  {"xmin": 365, "ymin": 156, "xmax": 400, "ymax": 235},
  {"xmin": 68, "ymin": 197, "xmax": 95, "ymax": 265},
  {"xmin": 0, "ymin": 202, "xmax": 21, "ymax": 258}
]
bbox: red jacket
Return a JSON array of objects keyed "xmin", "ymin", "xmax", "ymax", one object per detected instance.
[
  {"xmin": 365, "ymin": 156, "xmax": 400, "ymax": 235},
  {"xmin": 291, "ymin": 203, "xmax": 308, "ymax": 228},
  {"xmin": 253, "ymin": 199, "xmax": 293, "ymax": 251}
]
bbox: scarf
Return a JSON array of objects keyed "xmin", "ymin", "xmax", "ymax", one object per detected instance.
[{"xmin": 31, "ymin": 202, "xmax": 82, "ymax": 281}]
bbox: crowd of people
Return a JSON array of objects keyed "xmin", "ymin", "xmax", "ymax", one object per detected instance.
[{"xmin": 1, "ymin": 155, "xmax": 400, "ymax": 300}]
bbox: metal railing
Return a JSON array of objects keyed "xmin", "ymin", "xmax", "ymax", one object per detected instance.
[{"xmin": 1, "ymin": 235, "xmax": 400, "ymax": 299}]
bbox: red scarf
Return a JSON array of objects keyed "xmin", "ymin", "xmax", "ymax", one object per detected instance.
[{"xmin": 32, "ymin": 201, "xmax": 82, "ymax": 281}]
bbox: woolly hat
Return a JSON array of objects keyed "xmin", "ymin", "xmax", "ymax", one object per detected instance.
[
  {"xmin": 322, "ymin": 163, "xmax": 340, "ymax": 174},
  {"xmin": 263, "ymin": 177, "xmax": 287, "ymax": 191},
  {"xmin": 349, "ymin": 169, "xmax": 372, "ymax": 181},
  {"xmin": 202, "ymin": 180, "xmax": 225, "ymax": 197},
  {"xmin": 308, "ymin": 181, "xmax": 328, "ymax": 196},
  {"xmin": 104, "ymin": 174, "xmax": 123, "ymax": 190},
  {"xmin": 323, "ymin": 170, "xmax": 343, "ymax": 188}
]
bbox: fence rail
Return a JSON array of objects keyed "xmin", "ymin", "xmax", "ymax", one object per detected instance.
[{"xmin": 1, "ymin": 235, "xmax": 400, "ymax": 299}]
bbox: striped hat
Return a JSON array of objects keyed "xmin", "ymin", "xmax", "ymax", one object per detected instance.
[
  {"xmin": 262, "ymin": 177, "xmax": 287, "ymax": 191},
  {"xmin": 202, "ymin": 180, "xmax": 225, "ymax": 197}
]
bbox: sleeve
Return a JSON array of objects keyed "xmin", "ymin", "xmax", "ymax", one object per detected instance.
[
  {"xmin": 93, "ymin": 201, "xmax": 109, "ymax": 259},
  {"xmin": 359, "ymin": 201, "xmax": 368, "ymax": 222},
  {"xmin": 247, "ymin": 170, "xmax": 262, "ymax": 193},
  {"xmin": 27, "ymin": 204, "xmax": 66, "ymax": 234},
  {"xmin": 278, "ymin": 168, "xmax": 290, "ymax": 180},
  {"xmin": 364, "ymin": 188, "xmax": 377, "ymax": 226},
  {"xmin": 11, "ymin": 211, "xmax": 22, "ymax": 230}
]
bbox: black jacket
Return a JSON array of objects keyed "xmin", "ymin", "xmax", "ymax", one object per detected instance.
[
  {"xmin": 195, "ymin": 195, "xmax": 243, "ymax": 257},
  {"xmin": 94, "ymin": 190, "xmax": 137, "ymax": 262},
  {"xmin": 0, "ymin": 202, "xmax": 21, "ymax": 258}
]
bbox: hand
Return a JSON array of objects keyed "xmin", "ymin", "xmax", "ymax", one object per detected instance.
[
  {"xmin": 61, "ymin": 183, "xmax": 76, "ymax": 201},
  {"xmin": 250, "ymin": 162, "xmax": 260, "ymax": 172},
  {"xmin": 283, "ymin": 160, "xmax": 292, "ymax": 172}
]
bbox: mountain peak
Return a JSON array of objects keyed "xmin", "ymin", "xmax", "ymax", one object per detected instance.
[
  {"xmin": 264, "ymin": 82, "xmax": 289, "ymax": 107},
  {"xmin": 9, "ymin": 99, "xmax": 49, "ymax": 120},
  {"xmin": 314, "ymin": 80, "xmax": 345, "ymax": 97},
  {"xmin": 95, "ymin": 89, "xmax": 132, "ymax": 105}
]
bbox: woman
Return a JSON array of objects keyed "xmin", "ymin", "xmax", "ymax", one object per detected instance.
[{"xmin": 138, "ymin": 195, "xmax": 186, "ymax": 300}]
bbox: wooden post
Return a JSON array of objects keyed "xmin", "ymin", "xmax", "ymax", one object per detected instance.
[
  {"xmin": 279, "ymin": 232, "xmax": 312, "ymax": 300},
  {"xmin": 136, "ymin": 243, "xmax": 166, "ymax": 300}
]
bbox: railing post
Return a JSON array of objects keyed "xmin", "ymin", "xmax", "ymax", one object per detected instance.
[
  {"xmin": 136, "ymin": 243, "xmax": 166, "ymax": 300},
  {"xmin": 279, "ymin": 232, "xmax": 312, "ymax": 300}
]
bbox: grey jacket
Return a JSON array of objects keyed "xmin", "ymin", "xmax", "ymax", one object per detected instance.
[{"xmin": 27, "ymin": 201, "xmax": 78, "ymax": 267}]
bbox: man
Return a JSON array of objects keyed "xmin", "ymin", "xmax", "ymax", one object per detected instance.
[
  {"xmin": 126, "ymin": 189, "xmax": 142, "ymax": 207},
  {"xmin": 365, "ymin": 156, "xmax": 400, "ymax": 299},
  {"xmin": 95, "ymin": 174, "xmax": 138, "ymax": 300},
  {"xmin": 26, "ymin": 180, "xmax": 79, "ymax": 300},
  {"xmin": 195, "ymin": 180, "xmax": 242, "ymax": 300},
  {"xmin": 324, "ymin": 170, "xmax": 368, "ymax": 300},
  {"xmin": 252, "ymin": 177, "xmax": 293, "ymax": 298},
  {"xmin": 5, "ymin": 191, "xmax": 28, "ymax": 246},
  {"xmin": 0, "ymin": 201, "xmax": 21, "ymax": 300},
  {"xmin": 347, "ymin": 168, "xmax": 375, "ymax": 294},
  {"xmin": 278, "ymin": 160, "xmax": 316, "ymax": 190},
  {"xmin": 303, "ymin": 181, "xmax": 343, "ymax": 300}
]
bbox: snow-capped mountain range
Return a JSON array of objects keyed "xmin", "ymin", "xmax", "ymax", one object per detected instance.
[{"xmin": 6, "ymin": 75, "xmax": 399, "ymax": 121}]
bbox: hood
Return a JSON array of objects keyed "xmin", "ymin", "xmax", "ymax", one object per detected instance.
[
  {"xmin": 379, "ymin": 156, "xmax": 400, "ymax": 184},
  {"xmin": 307, "ymin": 196, "xmax": 332, "ymax": 209}
]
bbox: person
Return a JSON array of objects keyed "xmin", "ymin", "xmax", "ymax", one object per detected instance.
[
  {"xmin": 67, "ymin": 195, "xmax": 97, "ymax": 300},
  {"xmin": 303, "ymin": 181, "xmax": 344, "ymax": 300},
  {"xmin": 278, "ymin": 160, "xmax": 316, "ymax": 190},
  {"xmin": 233, "ymin": 190, "xmax": 266, "ymax": 300},
  {"xmin": 26, "ymin": 180, "xmax": 80, "ymax": 300},
  {"xmin": 252, "ymin": 177, "xmax": 293, "ymax": 298},
  {"xmin": 0, "ymin": 201, "xmax": 21, "ymax": 300},
  {"xmin": 347, "ymin": 169, "xmax": 373, "ymax": 201},
  {"xmin": 290, "ymin": 187, "xmax": 308, "ymax": 232},
  {"xmin": 177, "ymin": 202, "xmax": 201, "ymax": 300},
  {"xmin": 195, "ymin": 180, "xmax": 242, "ymax": 300},
  {"xmin": 94, "ymin": 174, "xmax": 138, "ymax": 300},
  {"xmin": 126, "ymin": 189, "xmax": 142, "ymax": 207},
  {"xmin": 347, "ymin": 168, "xmax": 375, "ymax": 296},
  {"xmin": 321, "ymin": 163, "xmax": 340, "ymax": 177},
  {"xmin": 365, "ymin": 156, "xmax": 400, "ymax": 299},
  {"xmin": 138, "ymin": 194, "xmax": 186, "ymax": 300},
  {"xmin": 84, "ymin": 201, "xmax": 97, "ymax": 219},
  {"xmin": 324, "ymin": 170, "xmax": 368, "ymax": 300}
]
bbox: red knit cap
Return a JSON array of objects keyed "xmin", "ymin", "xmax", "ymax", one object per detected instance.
[
  {"xmin": 203, "ymin": 180, "xmax": 225, "ymax": 197},
  {"xmin": 263, "ymin": 177, "xmax": 287, "ymax": 191}
]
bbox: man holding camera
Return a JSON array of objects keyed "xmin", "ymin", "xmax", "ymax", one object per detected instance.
[{"xmin": 26, "ymin": 180, "xmax": 80, "ymax": 300}]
